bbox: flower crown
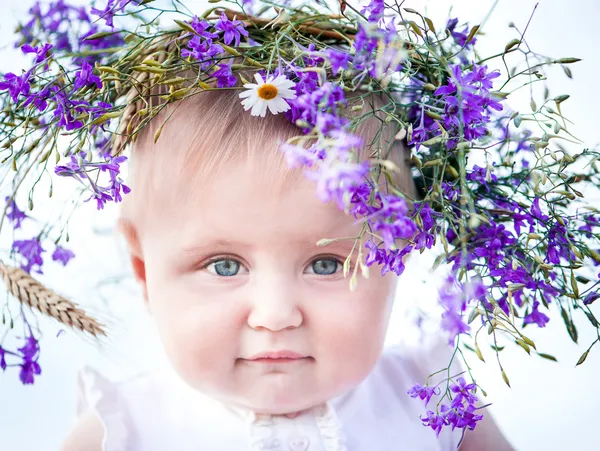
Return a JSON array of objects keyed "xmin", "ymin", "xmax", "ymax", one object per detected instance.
[{"xmin": 1, "ymin": 0, "xmax": 598, "ymax": 440}]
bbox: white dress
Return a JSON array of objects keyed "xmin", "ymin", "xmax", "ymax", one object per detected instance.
[{"xmin": 76, "ymin": 341, "xmax": 464, "ymax": 451}]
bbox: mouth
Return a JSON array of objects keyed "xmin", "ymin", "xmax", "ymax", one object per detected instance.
[
  {"xmin": 247, "ymin": 357, "xmax": 311, "ymax": 364},
  {"xmin": 242, "ymin": 350, "xmax": 313, "ymax": 365}
]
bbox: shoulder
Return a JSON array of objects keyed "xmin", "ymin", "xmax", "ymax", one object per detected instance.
[
  {"xmin": 66, "ymin": 365, "xmax": 155, "ymax": 451},
  {"xmin": 60, "ymin": 409, "xmax": 104, "ymax": 451}
]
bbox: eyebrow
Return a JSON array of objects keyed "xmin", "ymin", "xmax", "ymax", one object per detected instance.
[
  {"xmin": 182, "ymin": 236, "xmax": 357, "ymax": 255},
  {"xmin": 182, "ymin": 239, "xmax": 251, "ymax": 255}
]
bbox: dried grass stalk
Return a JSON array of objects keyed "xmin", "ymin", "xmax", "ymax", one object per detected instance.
[{"xmin": 0, "ymin": 261, "xmax": 106, "ymax": 338}]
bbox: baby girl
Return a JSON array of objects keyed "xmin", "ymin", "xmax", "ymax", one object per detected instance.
[{"xmin": 60, "ymin": 86, "xmax": 513, "ymax": 450}]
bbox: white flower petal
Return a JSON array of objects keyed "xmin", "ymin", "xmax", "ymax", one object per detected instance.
[
  {"xmin": 258, "ymin": 101, "xmax": 268, "ymax": 117},
  {"xmin": 253, "ymin": 73, "xmax": 265, "ymax": 84},
  {"xmin": 239, "ymin": 90, "xmax": 254, "ymax": 99},
  {"xmin": 239, "ymin": 73, "xmax": 296, "ymax": 117}
]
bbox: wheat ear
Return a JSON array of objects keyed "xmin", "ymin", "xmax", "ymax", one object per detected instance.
[{"xmin": 0, "ymin": 260, "xmax": 106, "ymax": 338}]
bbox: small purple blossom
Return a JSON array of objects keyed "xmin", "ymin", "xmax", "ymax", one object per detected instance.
[
  {"xmin": 55, "ymin": 151, "xmax": 130, "ymax": 209},
  {"xmin": 0, "ymin": 69, "xmax": 33, "ymax": 103},
  {"xmin": 73, "ymin": 61, "xmax": 103, "ymax": 91},
  {"xmin": 211, "ymin": 62, "xmax": 238, "ymax": 88},
  {"xmin": 214, "ymin": 12, "xmax": 249, "ymax": 47},
  {"xmin": 12, "ymin": 238, "xmax": 45, "ymax": 274},
  {"xmin": 91, "ymin": 0, "xmax": 138, "ymax": 28},
  {"xmin": 523, "ymin": 301, "xmax": 550, "ymax": 328},
  {"xmin": 21, "ymin": 42, "xmax": 53, "ymax": 66},
  {"xmin": 18, "ymin": 333, "xmax": 42, "ymax": 385},
  {"xmin": 437, "ymin": 276, "xmax": 485, "ymax": 344},
  {"xmin": 360, "ymin": 0, "xmax": 385, "ymax": 23},
  {"xmin": 52, "ymin": 246, "xmax": 75, "ymax": 266},
  {"xmin": 324, "ymin": 49, "xmax": 352, "ymax": 76},
  {"xmin": 434, "ymin": 63, "xmax": 503, "ymax": 143},
  {"xmin": 5, "ymin": 196, "xmax": 28, "ymax": 229},
  {"xmin": 0, "ymin": 347, "xmax": 7, "ymax": 371},
  {"xmin": 446, "ymin": 18, "xmax": 477, "ymax": 48},
  {"xmin": 408, "ymin": 383, "xmax": 440, "ymax": 407}
]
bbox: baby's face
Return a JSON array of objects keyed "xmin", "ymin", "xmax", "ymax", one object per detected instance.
[{"xmin": 138, "ymin": 159, "xmax": 398, "ymax": 414}]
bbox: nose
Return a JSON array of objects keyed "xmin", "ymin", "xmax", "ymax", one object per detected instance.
[{"xmin": 246, "ymin": 273, "xmax": 303, "ymax": 332}]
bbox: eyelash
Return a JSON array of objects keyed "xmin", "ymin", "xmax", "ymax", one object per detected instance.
[{"xmin": 200, "ymin": 254, "xmax": 345, "ymax": 276}]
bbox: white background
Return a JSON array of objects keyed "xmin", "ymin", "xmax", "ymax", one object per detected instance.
[{"xmin": 0, "ymin": 1, "xmax": 599, "ymax": 450}]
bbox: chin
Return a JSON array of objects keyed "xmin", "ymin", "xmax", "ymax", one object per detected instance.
[{"xmin": 245, "ymin": 392, "xmax": 324, "ymax": 416}]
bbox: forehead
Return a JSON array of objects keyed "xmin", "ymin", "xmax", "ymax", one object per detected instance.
[{"xmin": 152, "ymin": 158, "xmax": 362, "ymax": 251}]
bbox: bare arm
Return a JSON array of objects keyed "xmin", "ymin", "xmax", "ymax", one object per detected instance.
[
  {"xmin": 459, "ymin": 410, "xmax": 515, "ymax": 451},
  {"xmin": 60, "ymin": 409, "xmax": 104, "ymax": 451}
]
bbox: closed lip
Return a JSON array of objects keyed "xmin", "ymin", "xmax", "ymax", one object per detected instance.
[{"xmin": 246, "ymin": 350, "xmax": 307, "ymax": 360}]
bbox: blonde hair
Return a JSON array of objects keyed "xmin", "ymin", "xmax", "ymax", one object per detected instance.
[{"xmin": 117, "ymin": 74, "xmax": 416, "ymax": 239}]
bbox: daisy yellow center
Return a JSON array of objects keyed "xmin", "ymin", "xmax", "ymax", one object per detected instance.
[{"xmin": 257, "ymin": 83, "xmax": 279, "ymax": 100}]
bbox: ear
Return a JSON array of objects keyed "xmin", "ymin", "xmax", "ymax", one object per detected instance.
[{"xmin": 116, "ymin": 218, "xmax": 149, "ymax": 306}]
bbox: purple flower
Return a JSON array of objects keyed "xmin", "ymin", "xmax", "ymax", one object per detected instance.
[
  {"xmin": 360, "ymin": 0, "xmax": 385, "ymax": 23},
  {"xmin": 182, "ymin": 37, "xmax": 224, "ymax": 71},
  {"xmin": 450, "ymin": 377, "xmax": 479, "ymax": 406},
  {"xmin": 360, "ymin": 193, "xmax": 416, "ymax": 251},
  {"xmin": 55, "ymin": 151, "xmax": 130, "ymax": 209},
  {"xmin": 523, "ymin": 301, "xmax": 550, "ymax": 328},
  {"xmin": 22, "ymin": 84, "xmax": 52, "ymax": 112},
  {"xmin": 0, "ymin": 347, "xmax": 7, "ymax": 371},
  {"xmin": 434, "ymin": 64, "xmax": 503, "ymax": 143},
  {"xmin": 91, "ymin": 0, "xmax": 138, "ymax": 28},
  {"xmin": 447, "ymin": 18, "xmax": 477, "ymax": 48},
  {"xmin": 0, "ymin": 69, "xmax": 33, "ymax": 103},
  {"xmin": 530, "ymin": 197, "xmax": 548, "ymax": 222},
  {"xmin": 303, "ymin": 152, "xmax": 369, "ymax": 210},
  {"xmin": 12, "ymin": 238, "xmax": 45, "ymax": 274},
  {"xmin": 18, "ymin": 334, "xmax": 41, "ymax": 385},
  {"xmin": 5, "ymin": 196, "xmax": 28, "ymax": 229},
  {"xmin": 211, "ymin": 62, "xmax": 237, "ymax": 88},
  {"xmin": 408, "ymin": 383, "xmax": 439, "ymax": 407},
  {"xmin": 73, "ymin": 61, "xmax": 103, "ymax": 91},
  {"xmin": 583, "ymin": 291, "xmax": 599, "ymax": 305},
  {"xmin": 421, "ymin": 410, "xmax": 446, "ymax": 437},
  {"xmin": 21, "ymin": 42, "xmax": 53, "ymax": 66},
  {"xmin": 437, "ymin": 276, "xmax": 485, "ymax": 344},
  {"xmin": 285, "ymin": 82, "xmax": 348, "ymax": 133},
  {"xmin": 52, "ymin": 246, "xmax": 75, "ymax": 266},
  {"xmin": 324, "ymin": 49, "xmax": 352, "ymax": 76},
  {"xmin": 280, "ymin": 142, "xmax": 326, "ymax": 169},
  {"xmin": 214, "ymin": 12, "xmax": 249, "ymax": 47},
  {"xmin": 187, "ymin": 16, "xmax": 220, "ymax": 40}
]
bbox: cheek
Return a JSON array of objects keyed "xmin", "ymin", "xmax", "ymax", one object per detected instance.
[
  {"xmin": 313, "ymin": 276, "xmax": 395, "ymax": 366},
  {"xmin": 146, "ymin": 275, "xmax": 243, "ymax": 382}
]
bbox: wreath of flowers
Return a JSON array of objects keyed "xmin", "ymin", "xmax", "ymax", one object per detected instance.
[{"xmin": 0, "ymin": 0, "xmax": 598, "ymax": 440}]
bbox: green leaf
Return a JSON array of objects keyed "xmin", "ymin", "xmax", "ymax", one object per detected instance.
[
  {"xmin": 554, "ymin": 94, "xmax": 570, "ymax": 104},
  {"xmin": 554, "ymin": 57, "xmax": 582, "ymax": 64},
  {"xmin": 424, "ymin": 17, "xmax": 436, "ymax": 34},
  {"xmin": 504, "ymin": 38, "xmax": 520, "ymax": 52},
  {"xmin": 583, "ymin": 310, "xmax": 599, "ymax": 328},
  {"xmin": 83, "ymin": 31, "xmax": 118, "ymax": 41},
  {"xmin": 174, "ymin": 19, "xmax": 197, "ymax": 35},
  {"xmin": 576, "ymin": 349, "xmax": 589, "ymax": 366},
  {"xmin": 466, "ymin": 25, "xmax": 480, "ymax": 45},
  {"xmin": 514, "ymin": 115, "xmax": 522, "ymax": 128},
  {"xmin": 561, "ymin": 306, "xmax": 579, "ymax": 343},
  {"xmin": 515, "ymin": 339, "xmax": 531, "ymax": 355},
  {"xmin": 537, "ymin": 352, "xmax": 558, "ymax": 362},
  {"xmin": 501, "ymin": 369, "xmax": 511, "ymax": 388}
]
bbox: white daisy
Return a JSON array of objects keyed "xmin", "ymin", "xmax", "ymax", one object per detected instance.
[{"xmin": 238, "ymin": 73, "xmax": 297, "ymax": 117}]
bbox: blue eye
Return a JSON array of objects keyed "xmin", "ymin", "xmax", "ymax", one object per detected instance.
[
  {"xmin": 208, "ymin": 259, "xmax": 241, "ymax": 277},
  {"xmin": 311, "ymin": 258, "xmax": 341, "ymax": 276}
]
